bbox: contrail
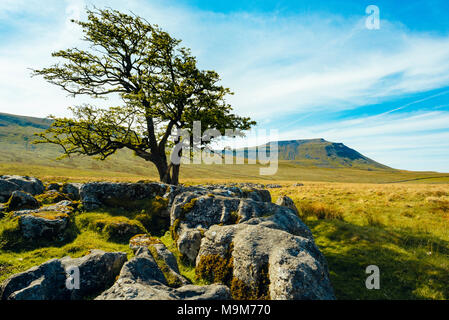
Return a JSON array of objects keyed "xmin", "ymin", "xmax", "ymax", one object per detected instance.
[{"xmin": 377, "ymin": 88, "xmax": 449, "ymax": 117}]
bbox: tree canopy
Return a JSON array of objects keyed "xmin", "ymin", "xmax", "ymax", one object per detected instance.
[{"xmin": 32, "ymin": 8, "xmax": 255, "ymax": 185}]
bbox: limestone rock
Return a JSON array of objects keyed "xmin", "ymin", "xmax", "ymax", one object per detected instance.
[
  {"xmin": 0, "ymin": 259, "xmax": 67, "ymax": 300},
  {"xmin": 0, "ymin": 179, "xmax": 21, "ymax": 203},
  {"xmin": 177, "ymin": 228, "xmax": 202, "ymax": 264},
  {"xmin": 171, "ymin": 192, "xmax": 312, "ymax": 239},
  {"xmin": 196, "ymin": 222, "xmax": 335, "ymax": 300},
  {"xmin": 12, "ymin": 200, "xmax": 75, "ymax": 217},
  {"xmin": 0, "ymin": 175, "xmax": 44, "ymax": 196},
  {"xmin": 276, "ymin": 195, "xmax": 299, "ymax": 215},
  {"xmin": 19, "ymin": 212, "xmax": 71, "ymax": 241},
  {"xmin": 46, "ymin": 183, "xmax": 61, "ymax": 191},
  {"xmin": 129, "ymin": 236, "xmax": 189, "ymax": 287},
  {"xmin": 79, "ymin": 182, "xmax": 167, "ymax": 210},
  {"xmin": 61, "ymin": 183, "xmax": 82, "ymax": 200},
  {"xmin": 96, "ymin": 248, "xmax": 230, "ymax": 300},
  {"xmin": 169, "ymin": 189, "xmax": 313, "ymax": 264},
  {"xmin": 60, "ymin": 250, "xmax": 128, "ymax": 300},
  {"xmin": 0, "ymin": 250, "xmax": 127, "ymax": 300},
  {"xmin": 6, "ymin": 191, "xmax": 39, "ymax": 211}
]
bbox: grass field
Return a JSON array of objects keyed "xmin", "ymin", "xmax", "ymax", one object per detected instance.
[{"xmin": 1, "ymin": 160, "xmax": 449, "ymax": 299}]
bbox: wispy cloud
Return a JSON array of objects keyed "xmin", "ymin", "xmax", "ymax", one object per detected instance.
[{"xmin": 277, "ymin": 110, "xmax": 449, "ymax": 172}]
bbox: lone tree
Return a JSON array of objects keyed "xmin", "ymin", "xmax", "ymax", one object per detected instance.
[{"xmin": 33, "ymin": 8, "xmax": 255, "ymax": 185}]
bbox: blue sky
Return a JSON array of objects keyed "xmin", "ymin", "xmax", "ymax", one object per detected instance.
[{"xmin": 1, "ymin": 0, "xmax": 449, "ymax": 172}]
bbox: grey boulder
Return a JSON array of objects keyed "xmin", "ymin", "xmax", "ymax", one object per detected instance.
[
  {"xmin": 0, "ymin": 250, "xmax": 127, "ymax": 300},
  {"xmin": 79, "ymin": 182, "xmax": 167, "ymax": 210},
  {"xmin": 0, "ymin": 179, "xmax": 21, "ymax": 203},
  {"xmin": 177, "ymin": 228, "xmax": 203, "ymax": 264},
  {"xmin": 19, "ymin": 212, "xmax": 71, "ymax": 241},
  {"xmin": 276, "ymin": 195, "xmax": 300, "ymax": 215},
  {"xmin": 96, "ymin": 247, "xmax": 230, "ymax": 300},
  {"xmin": 61, "ymin": 183, "xmax": 82, "ymax": 200},
  {"xmin": 0, "ymin": 175, "xmax": 44, "ymax": 196},
  {"xmin": 196, "ymin": 221, "xmax": 335, "ymax": 300},
  {"xmin": 46, "ymin": 183, "xmax": 61, "ymax": 191},
  {"xmin": 6, "ymin": 191, "xmax": 39, "ymax": 211}
]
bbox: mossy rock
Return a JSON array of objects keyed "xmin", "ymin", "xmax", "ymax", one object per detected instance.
[
  {"xmin": 45, "ymin": 183, "xmax": 62, "ymax": 192},
  {"xmin": 4, "ymin": 191, "xmax": 39, "ymax": 212},
  {"xmin": 129, "ymin": 234, "xmax": 163, "ymax": 249},
  {"xmin": 196, "ymin": 243, "xmax": 234, "ymax": 285},
  {"xmin": 147, "ymin": 245, "xmax": 185, "ymax": 288},
  {"xmin": 182, "ymin": 198, "xmax": 198, "ymax": 214},
  {"xmin": 134, "ymin": 196, "xmax": 169, "ymax": 236},
  {"xmin": 195, "ymin": 241, "xmax": 270, "ymax": 300},
  {"xmin": 30, "ymin": 211, "xmax": 69, "ymax": 221},
  {"xmin": 230, "ymin": 263, "xmax": 271, "ymax": 300},
  {"xmin": 196, "ymin": 254, "xmax": 234, "ymax": 284},
  {"xmin": 229, "ymin": 211, "xmax": 240, "ymax": 224},
  {"xmin": 241, "ymin": 187, "xmax": 255, "ymax": 194},
  {"xmin": 102, "ymin": 197, "xmax": 151, "ymax": 210},
  {"xmin": 79, "ymin": 214, "xmax": 147, "ymax": 243},
  {"xmin": 35, "ymin": 191, "xmax": 69, "ymax": 205},
  {"xmin": 170, "ymin": 218, "xmax": 182, "ymax": 242},
  {"xmin": 102, "ymin": 195, "xmax": 168, "ymax": 212}
]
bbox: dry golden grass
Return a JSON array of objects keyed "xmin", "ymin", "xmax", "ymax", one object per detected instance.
[{"xmin": 269, "ymin": 182, "xmax": 449, "ymax": 299}]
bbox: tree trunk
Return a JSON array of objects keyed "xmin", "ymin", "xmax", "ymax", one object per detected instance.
[
  {"xmin": 152, "ymin": 157, "xmax": 173, "ymax": 185},
  {"xmin": 171, "ymin": 163, "xmax": 180, "ymax": 185}
]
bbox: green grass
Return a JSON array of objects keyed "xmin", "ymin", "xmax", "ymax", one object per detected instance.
[{"xmin": 0, "ymin": 230, "xmax": 133, "ymax": 283}]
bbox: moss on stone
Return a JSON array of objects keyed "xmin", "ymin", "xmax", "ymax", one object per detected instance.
[
  {"xmin": 230, "ymin": 263, "xmax": 271, "ymax": 300},
  {"xmin": 170, "ymin": 218, "xmax": 182, "ymax": 242},
  {"xmin": 148, "ymin": 245, "xmax": 184, "ymax": 288},
  {"xmin": 195, "ymin": 240, "xmax": 271, "ymax": 300},
  {"xmin": 0, "ymin": 217, "xmax": 21, "ymax": 249},
  {"xmin": 3, "ymin": 193, "xmax": 38, "ymax": 212},
  {"xmin": 196, "ymin": 242, "xmax": 234, "ymax": 284},
  {"xmin": 31, "ymin": 211, "xmax": 69, "ymax": 221},
  {"xmin": 35, "ymin": 191, "xmax": 69, "ymax": 205},
  {"xmin": 128, "ymin": 196, "xmax": 169, "ymax": 236},
  {"xmin": 196, "ymin": 254, "xmax": 234, "ymax": 284},
  {"xmin": 229, "ymin": 210, "xmax": 240, "ymax": 224},
  {"xmin": 129, "ymin": 234, "xmax": 163, "ymax": 247},
  {"xmin": 86, "ymin": 215, "xmax": 146, "ymax": 243},
  {"xmin": 241, "ymin": 187, "xmax": 255, "ymax": 195},
  {"xmin": 182, "ymin": 198, "xmax": 198, "ymax": 214}
]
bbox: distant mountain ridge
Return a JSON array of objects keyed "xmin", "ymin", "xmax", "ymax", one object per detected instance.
[{"xmin": 228, "ymin": 138, "xmax": 390, "ymax": 170}]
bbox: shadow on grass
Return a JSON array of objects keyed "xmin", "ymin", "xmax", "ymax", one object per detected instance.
[{"xmin": 306, "ymin": 219, "xmax": 449, "ymax": 300}]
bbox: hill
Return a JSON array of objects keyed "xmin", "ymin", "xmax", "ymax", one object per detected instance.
[
  {"xmin": 0, "ymin": 112, "xmax": 52, "ymax": 129},
  {"xmin": 232, "ymin": 138, "xmax": 390, "ymax": 170}
]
